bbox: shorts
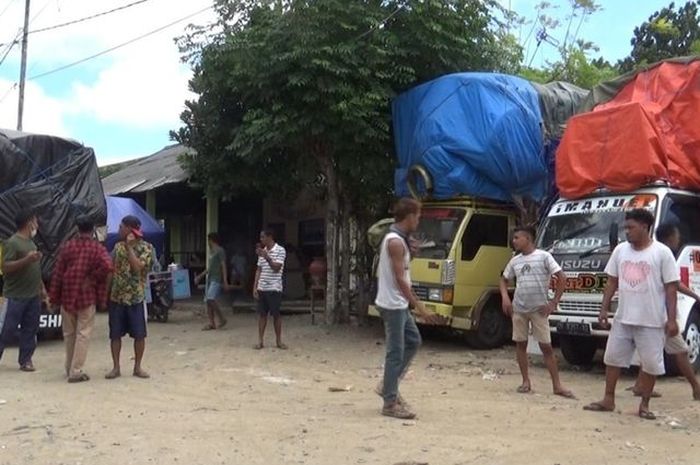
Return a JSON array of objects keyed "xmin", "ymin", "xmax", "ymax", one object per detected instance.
[
  {"xmin": 665, "ymin": 332, "xmax": 689, "ymax": 355},
  {"xmin": 512, "ymin": 310, "xmax": 551, "ymax": 344},
  {"xmin": 603, "ymin": 322, "xmax": 665, "ymax": 376},
  {"xmin": 257, "ymin": 291, "xmax": 282, "ymax": 317},
  {"xmin": 109, "ymin": 301, "xmax": 148, "ymax": 340},
  {"xmin": 204, "ymin": 281, "xmax": 222, "ymax": 302}
]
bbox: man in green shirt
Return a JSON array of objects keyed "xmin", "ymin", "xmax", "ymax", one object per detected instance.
[
  {"xmin": 195, "ymin": 233, "xmax": 229, "ymax": 330},
  {"xmin": 0, "ymin": 210, "xmax": 46, "ymax": 372}
]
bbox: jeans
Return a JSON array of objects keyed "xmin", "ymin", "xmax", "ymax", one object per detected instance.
[
  {"xmin": 0, "ymin": 296, "xmax": 41, "ymax": 366},
  {"xmin": 380, "ymin": 307, "xmax": 422, "ymax": 405}
]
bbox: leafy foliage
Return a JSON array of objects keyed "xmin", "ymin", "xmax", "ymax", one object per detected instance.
[{"xmin": 618, "ymin": 1, "xmax": 700, "ymax": 72}]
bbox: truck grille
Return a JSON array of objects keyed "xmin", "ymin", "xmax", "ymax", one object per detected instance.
[
  {"xmin": 558, "ymin": 301, "xmax": 602, "ymax": 314},
  {"xmin": 413, "ymin": 285, "xmax": 428, "ymax": 301}
]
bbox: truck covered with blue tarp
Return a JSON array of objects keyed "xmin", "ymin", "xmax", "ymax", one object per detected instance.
[{"xmin": 392, "ymin": 73, "xmax": 586, "ymax": 203}]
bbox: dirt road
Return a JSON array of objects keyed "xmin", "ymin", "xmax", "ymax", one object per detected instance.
[{"xmin": 1, "ymin": 307, "xmax": 698, "ymax": 465}]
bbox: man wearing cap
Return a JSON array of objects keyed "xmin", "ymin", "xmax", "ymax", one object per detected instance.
[
  {"xmin": 49, "ymin": 217, "xmax": 113, "ymax": 383},
  {"xmin": 106, "ymin": 215, "xmax": 153, "ymax": 380}
]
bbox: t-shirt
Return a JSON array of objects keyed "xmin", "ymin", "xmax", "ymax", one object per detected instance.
[
  {"xmin": 605, "ymin": 241, "xmax": 679, "ymax": 328},
  {"xmin": 256, "ymin": 243, "xmax": 286, "ymax": 292},
  {"xmin": 503, "ymin": 249, "xmax": 561, "ymax": 313},
  {"xmin": 110, "ymin": 240, "xmax": 153, "ymax": 305},
  {"xmin": 1, "ymin": 234, "xmax": 42, "ymax": 299},
  {"xmin": 208, "ymin": 245, "xmax": 226, "ymax": 283}
]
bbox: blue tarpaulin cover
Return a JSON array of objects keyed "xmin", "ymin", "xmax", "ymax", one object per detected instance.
[
  {"xmin": 106, "ymin": 196, "xmax": 164, "ymax": 256},
  {"xmin": 393, "ymin": 73, "xmax": 583, "ymax": 202}
]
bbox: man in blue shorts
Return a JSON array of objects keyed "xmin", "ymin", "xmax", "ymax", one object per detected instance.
[{"xmin": 106, "ymin": 215, "xmax": 153, "ymax": 380}]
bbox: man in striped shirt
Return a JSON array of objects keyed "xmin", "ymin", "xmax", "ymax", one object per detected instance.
[{"xmin": 253, "ymin": 229, "xmax": 286, "ymax": 350}]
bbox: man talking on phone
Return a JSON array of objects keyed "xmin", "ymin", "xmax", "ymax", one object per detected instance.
[{"xmin": 106, "ymin": 215, "xmax": 153, "ymax": 380}]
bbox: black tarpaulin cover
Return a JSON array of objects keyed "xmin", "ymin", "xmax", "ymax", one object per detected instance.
[{"xmin": 0, "ymin": 129, "xmax": 106, "ymax": 278}]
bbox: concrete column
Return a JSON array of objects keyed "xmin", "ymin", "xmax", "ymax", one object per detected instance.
[
  {"xmin": 205, "ymin": 188, "xmax": 219, "ymax": 255},
  {"xmin": 146, "ymin": 190, "xmax": 157, "ymax": 217}
]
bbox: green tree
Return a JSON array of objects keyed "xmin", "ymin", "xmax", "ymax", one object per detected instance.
[
  {"xmin": 175, "ymin": 0, "xmax": 523, "ymax": 323},
  {"xmin": 618, "ymin": 1, "xmax": 700, "ymax": 71}
]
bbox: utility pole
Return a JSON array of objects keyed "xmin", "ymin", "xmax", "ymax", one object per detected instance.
[{"xmin": 17, "ymin": 0, "xmax": 30, "ymax": 131}]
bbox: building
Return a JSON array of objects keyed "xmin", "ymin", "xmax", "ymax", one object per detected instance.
[{"xmin": 101, "ymin": 144, "xmax": 324, "ymax": 299}]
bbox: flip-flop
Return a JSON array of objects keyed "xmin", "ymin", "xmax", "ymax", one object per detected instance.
[
  {"xmin": 19, "ymin": 364, "xmax": 36, "ymax": 372},
  {"xmin": 68, "ymin": 373, "xmax": 90, "ymax": 383},
  {"xmin": 583, "ymin": 402, "xmax": 614, "ymax": 412},
  {"xmin": 276, "ymin": 343, "xmax": 288, "ymax": 350},
  {"xmin": 516, "ymin": 385, "xmax": 531, "ymax": 394},
  {"xmin": 133, "ymin": 370, "xmax": 150, "ymax": 379},
  {"xmin": 105, "ymin": 370, "xmax": 121, "ymax": 380},
  {"xmin": 638, "ymin": 409, "xmax": 656, "ymax": 420},
  {"xmin": 202, "ymin": 324, "xmax": 215, "ymax": 331},
  {"xmin": 554, "ymin": 390, "xmax": 577, "ymax": 399},
  {"xmin": 253, "ymin": 343, "xmax": 264, "ymax": 350}
]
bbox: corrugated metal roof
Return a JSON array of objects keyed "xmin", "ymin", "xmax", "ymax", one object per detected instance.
[{"xmin": 102, "ymin": 144, "xmax": 192, "ymax": 195}]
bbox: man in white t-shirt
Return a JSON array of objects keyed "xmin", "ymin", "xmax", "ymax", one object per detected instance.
[
  {"xmin": 584, "ymin": 209, "xmax": 680, "ymax": 420},
  {"xmin": 253, "ymin": 230, "xmax": 287, "ymax": 350},
  {"xmin": 500, "ymin": 226, "xmax": 574, "ymax": 399}
]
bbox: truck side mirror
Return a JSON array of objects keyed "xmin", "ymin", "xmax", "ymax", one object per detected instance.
[{"xmin": 609, "ymin": 222, "xmax": 619, "ymax": 251}]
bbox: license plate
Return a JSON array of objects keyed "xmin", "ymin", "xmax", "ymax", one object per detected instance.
[
  {"xmin": 39, "ymin": 314, "xmax": 62, "ymax": 329},
  {"xmin": 556, "ymin": 321, "xmax": 591, "ymax": 336}
]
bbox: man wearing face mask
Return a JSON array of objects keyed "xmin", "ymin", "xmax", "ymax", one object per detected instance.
[{"xmin": 0, "ymin": 210, "xmax": 46, "ymax": 372}]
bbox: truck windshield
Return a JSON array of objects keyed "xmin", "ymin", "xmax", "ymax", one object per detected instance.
[
  {"xmin": 413, "ymin": 208, "xmax": 465, "ymax": 259},
  {"xmin": 538, "ymin": 194, "xmax": 658, "ymax": 254}
]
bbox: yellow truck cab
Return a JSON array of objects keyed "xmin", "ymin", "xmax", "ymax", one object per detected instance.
[{"xmin": 368, "ymin": 197, "xmax": 517, "ymax": 349}]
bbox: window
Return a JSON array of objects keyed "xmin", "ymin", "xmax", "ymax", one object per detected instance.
[
  {"xmin": 661, "ymin": 195, "xmax": 700, "ymax": 245},
  {"xmin": 461, "ymin": 214, "xmax": 509, "ymax": 261}
]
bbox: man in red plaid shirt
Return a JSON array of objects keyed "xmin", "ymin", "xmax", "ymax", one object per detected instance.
[{"xmin": 49, "ymin": 217, "xmax": 113, "ymax": 383}]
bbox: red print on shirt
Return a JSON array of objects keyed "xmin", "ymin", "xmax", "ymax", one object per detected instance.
[{"xmin": 621, "ymin": 261, "xmax": 651, "ymax": 288}]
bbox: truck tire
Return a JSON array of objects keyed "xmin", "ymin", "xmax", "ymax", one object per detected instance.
[
  {"xmin": 667, "ymin": 311, "xmax": 700, "ymax": 375},
  {"xmin": 560, "ymin": 336, "xmax": 597, "ymax": 366},
  {"xmin": 466, "ymin": 301, "xmax": 510, "ymax": 350}
]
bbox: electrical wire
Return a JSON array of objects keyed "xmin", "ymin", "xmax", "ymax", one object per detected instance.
[
  {"xmin": 30, "ymin": 0, "xmax": 151, "ymax": 34},
  {"xmin": 0, "ymin": 0, "xmax": 17, "ymax": 20},
  {"xmin": 28, "ymin": 5, "xmax": 213, "ymax": 81}
]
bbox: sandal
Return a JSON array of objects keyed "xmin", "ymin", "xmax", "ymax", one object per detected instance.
[
  {"xmin": 583, "ymin": 402, "xmax": 614, "ymax": 412},
  {"xmin": 19, "ymin": 363, "xmax": 35, "ymax": 372},
  {"xmin": 638, "ymin": 409, "xmax": 656, "ymax": 420},
  {"xmin": 382, "ymin": 403, "xmax": 416, "ymax": 420},
  {"xmin": 516, "ymin": 384, "xmax": 531, "ymax": 394},
  {"xmin": 253, "ymin": 343, "xmax": 264, "ymax": 350},
  {"xmin": 202, "ymin": 324, "xmax": 216, "ymax": 331},
  {"xmin": 68, "ymin": 373, "xmax": 90, "ymax": 383},
  {"xmin": 276, "ymin": 343, "xmax": 288, "ymax": 350},
  {"xmin": 133, "ymin": 369, "xmax": 151, "ymax": 379},
  {"xmin": 554, "ymin": 389, "xmax": 577, "ymax": 399}
]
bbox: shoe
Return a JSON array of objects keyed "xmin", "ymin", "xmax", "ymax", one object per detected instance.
[
  {"xmin": 19, "ymin": 362, "xmax": 36, "ymax": 372},
  {"xmin": 381, "ymin": 402, "xmax": 416, "ymax": 420},
  {"xmin": 375, "ymin": 382, "xmax": 411, "ymax": 409}
]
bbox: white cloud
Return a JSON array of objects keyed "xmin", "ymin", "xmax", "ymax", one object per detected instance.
[
  {"xmin": 0, "ymin": 77, "xmax": 69, "ymax": 136},
  {"xmin": 0, "ymin": 0, "xmax": 215, "ymax": 133}
]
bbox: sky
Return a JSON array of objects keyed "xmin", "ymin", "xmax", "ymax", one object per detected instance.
[{"xmin": 0, "ymin": 0, "xmax": 677, "ymax": 166}]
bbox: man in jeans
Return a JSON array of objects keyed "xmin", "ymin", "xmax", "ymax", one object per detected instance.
[
  {"xmin": 195, "ymin": 232, "xmax": 229, "ymax": 330},
  {"xmin": 375, "ymin": 198, "xmax": 438, "ymax": 419},
  {"xmin": 0, "ymin": 210, "xmax": 45, "ymax": 372},
  {"xmin": 49, "ymin": 217, "xmax": 113, "ymax": 382}
]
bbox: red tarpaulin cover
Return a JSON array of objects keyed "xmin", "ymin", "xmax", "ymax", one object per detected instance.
[{"xmin": 556, "ymin": 60, "xmax": 700, "ymax": 198}]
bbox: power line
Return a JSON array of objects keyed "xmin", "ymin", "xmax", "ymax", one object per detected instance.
[
  {"xmin": 0, "ymin": 0, "xmax": 50, "ymax": 63},
  {"xmin": 0, "ymin": 0, "xmax": 17, "ymax": 20},
  {"xmin": 28, "ymin": 5, "xmax": 213, "ymax": 81},
  {"xmin": 30, "ymin": 0, "xmax": 151, "ymax": 34}
]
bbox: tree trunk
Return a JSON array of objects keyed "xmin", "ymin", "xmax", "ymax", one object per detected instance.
[
  {"xmin": 322, "ymin": 157, "xmax": 340, "ymax": 325},
  {"xmin": 339, "ymin": 197, "xmax": 351, "ymax": 323}
]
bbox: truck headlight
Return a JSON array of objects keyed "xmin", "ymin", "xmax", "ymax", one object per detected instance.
[{"xmin": 428, "ymin": 288, "xmax": 442, "ymax": 302}]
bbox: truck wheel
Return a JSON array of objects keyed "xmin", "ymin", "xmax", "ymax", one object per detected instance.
[
  {"xmin": 466, "ymin": 302, "xmax": 509, "ymax": 350},
  {"xmin": 560, "ymin": 336, "xmax": 597, "ymax": 366},
  {"xmin": 684, "ymin": 312, "xmax": 700, "ymax": 372}
]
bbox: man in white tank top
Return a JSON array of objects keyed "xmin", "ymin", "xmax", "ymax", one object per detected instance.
[{"xmin": 375, "ymin": 198, "xmax": 438, "ymax": 420}]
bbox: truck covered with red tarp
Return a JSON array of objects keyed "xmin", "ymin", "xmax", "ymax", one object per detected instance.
[{"xmin": 556, "ymin": 57, "xmax": 700, "ymax": 199}]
